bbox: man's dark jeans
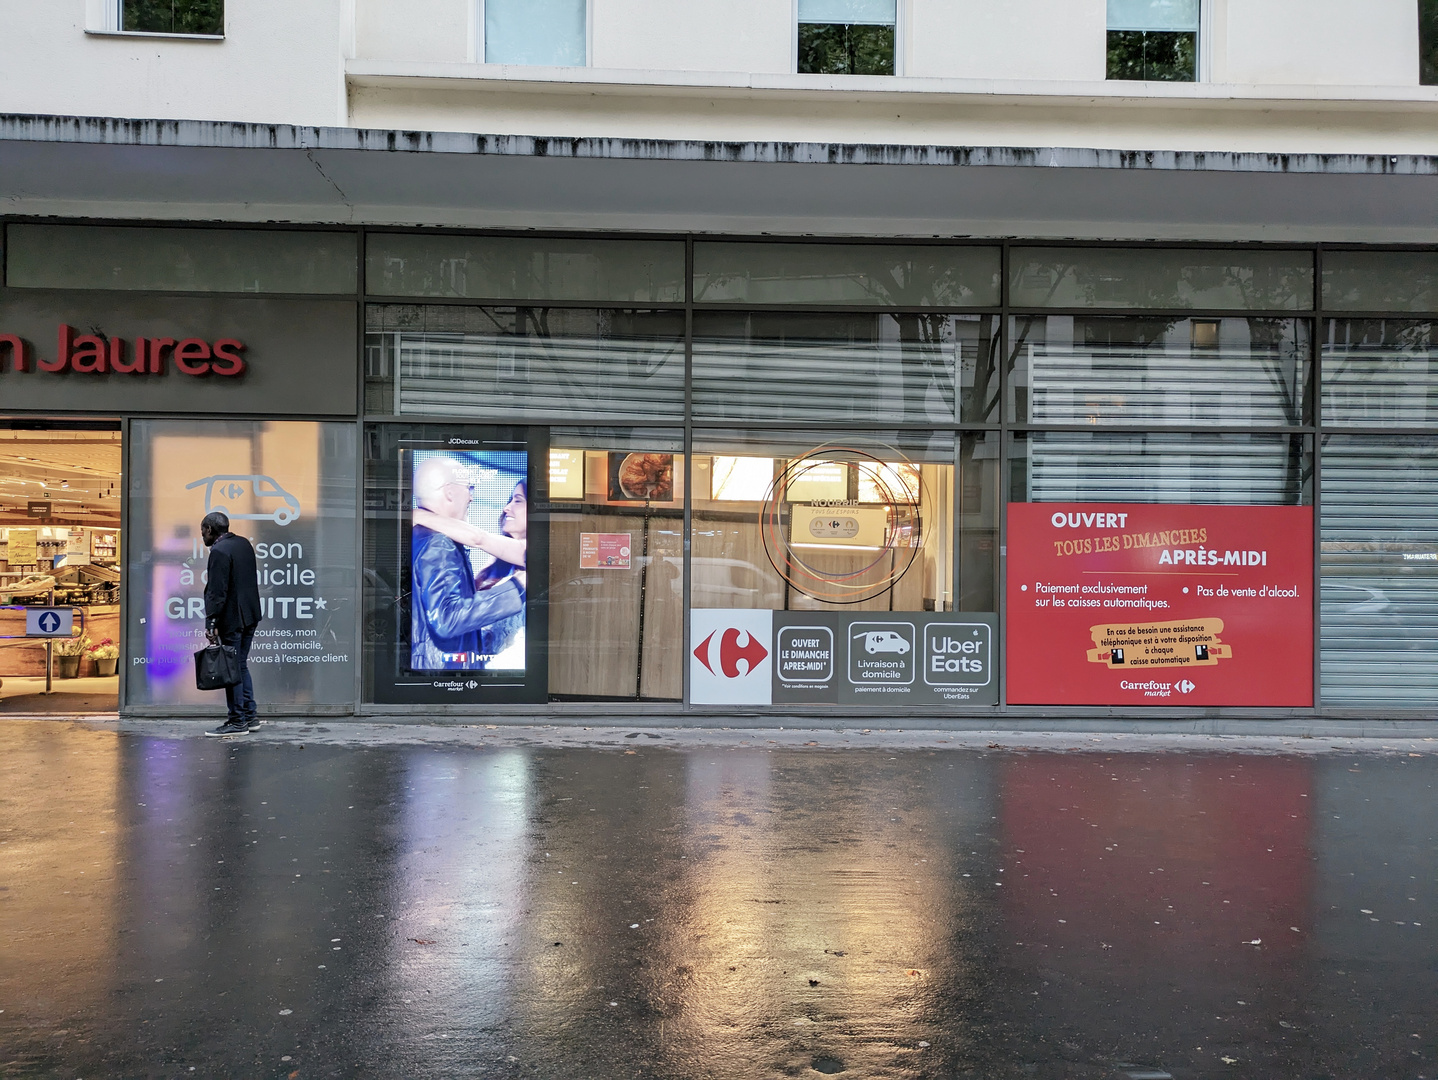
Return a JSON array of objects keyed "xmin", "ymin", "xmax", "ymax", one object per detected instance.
[{"xmin": 221, "ymin": 625, "xmax": 257, "ymax": 724}]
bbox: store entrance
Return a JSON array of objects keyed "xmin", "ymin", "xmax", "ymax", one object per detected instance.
[{"xmin": 0, "ymin": 421, "xmax": 122, "ymax": 713}]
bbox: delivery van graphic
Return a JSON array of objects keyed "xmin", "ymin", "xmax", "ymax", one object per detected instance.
[
  {"xmin": 853, "ymin": 629, "xmax": 911, "ymax": 655},
  {"xmin": 186, "ymin": 474, "xmax": 302, "ymax": 526}
]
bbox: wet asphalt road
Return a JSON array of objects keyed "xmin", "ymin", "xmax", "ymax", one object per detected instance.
[{"xmin": 1, "ymin": 721, "xmax": 1435, "ymax": 1080}]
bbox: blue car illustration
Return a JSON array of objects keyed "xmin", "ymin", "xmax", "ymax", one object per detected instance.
[{"xmin": 186, "ymin": 474, "xmax": 302, "ymax": 526}]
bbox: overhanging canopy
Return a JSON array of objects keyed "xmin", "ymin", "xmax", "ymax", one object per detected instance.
[{"xmin": 2, "ymin": 115, "xmax": 1436, "ymax": 242}]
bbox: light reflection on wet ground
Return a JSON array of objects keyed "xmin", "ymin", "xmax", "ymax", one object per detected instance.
[{"xmin": 0, "ymin": 721, "xmax": 1434, "ymax": 1079}]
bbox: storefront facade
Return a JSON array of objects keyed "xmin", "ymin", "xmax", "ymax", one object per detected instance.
[{"xmin": 2, "ymin": 143, "xmax": 1436, "ymax": 723}]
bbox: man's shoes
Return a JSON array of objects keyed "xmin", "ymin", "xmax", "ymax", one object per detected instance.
[
  {"xmin": 205, "ymin": 720, "xmax": 251, "ymax": 737},
  {"xmin": 246, "ymin": 718, "xmax": 263, "ymax": 732}
]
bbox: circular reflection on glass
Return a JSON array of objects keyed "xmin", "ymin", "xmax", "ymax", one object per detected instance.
[{"xmin": 759, "ymin": 440, "xmax": 928, "ymax": 605}]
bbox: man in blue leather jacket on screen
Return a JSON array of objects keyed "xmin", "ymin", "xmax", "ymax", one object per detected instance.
[{"xmin": 410, "ymin": 456, "xmax": 525, "ymax": 670}]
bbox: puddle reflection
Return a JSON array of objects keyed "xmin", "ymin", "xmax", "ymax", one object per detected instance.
[{"xmin": 0, "ymin": 726, "xmax": 1434, "ymax": 1079}]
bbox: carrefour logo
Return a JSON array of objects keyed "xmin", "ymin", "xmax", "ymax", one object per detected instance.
[
  {"xmin": 693, "ymin": 628, "xmax": 768, "ymax": 678},
  {"xmin": 690, "ymin": 610, "xmax": 774, "ymax": 705}
]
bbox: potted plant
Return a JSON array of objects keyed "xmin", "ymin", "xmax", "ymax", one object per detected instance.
[
  {"xmin": 88, "ymin": 637, "xmax": 119, "ymax": 677},
  {"xmin": 53, "ymin": 632, "xmax": 91, "ymax": 679}
]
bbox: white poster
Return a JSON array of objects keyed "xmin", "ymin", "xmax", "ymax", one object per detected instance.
[{"xmin": 690, "ymin": 608, "xmax": 773, "ymax": 705}]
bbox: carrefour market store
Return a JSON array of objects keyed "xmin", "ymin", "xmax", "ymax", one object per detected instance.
[{"xmin": 1, "ymin": 119, "xmax": 1436, "ymax": 726}]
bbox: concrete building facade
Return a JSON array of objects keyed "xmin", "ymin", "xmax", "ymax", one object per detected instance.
[{"xmin": 1, "ymin": 1, "xmax": 1436, "ymax": 725}]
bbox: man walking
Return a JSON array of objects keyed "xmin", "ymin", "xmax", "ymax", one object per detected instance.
[{"xmin": 200, "ymin": 511, "xmax": 263, "ymax": 736}]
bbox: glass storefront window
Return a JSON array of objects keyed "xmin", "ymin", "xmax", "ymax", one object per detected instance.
[
  {"xmin": 1011, "ymin": 431, "xmax": 1313, "ymax": 506},
  {"xmin": 1323, "ymin": 251, "xmax": 1438, "ymax": 313},
  {"xmin": 364, "ymin": 305, "xmax": 685, "ymax": 421},
  {"xmin": 691, "ymin": 429, "xmax": 975, "ymax": 613},
  {"xmin": 365, "ymin": 234, "xmax": 684, "ymax": 303},
  {"xmin": 1008, "ymin": 316, "xmax": 1310, "ymax": 426},
  {"xmin": 1321, "ymin": 435, "xmax": 1438, "ymax": 707},
  {"xmin": 6, "ymin": 225, "xmax": 357, "ymax": 294},
  {"xmin": 126, "ymin": 420, "xmax": 358, "ymax": 708},
  {"xmin": 693, "ymin": 312, "xmax": 999, "ymax": 423},
  {"xmin": 1010, "ymin": 248, "xmax": 1315, "ymax": 311},
  {"xmin": 546, "ymin": 427, "xmax": 685, "ymax": 701},
  {"xmin": 1322, "ymin": 320, "xmax": 1438, "ymax": 427},
  {"xmin": 693, "ymin": 243, "xmax": 1000, "ymax": 307}
]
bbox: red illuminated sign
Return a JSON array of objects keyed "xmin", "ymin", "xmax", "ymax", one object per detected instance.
[
  {"xmin": 0, "ymin": 326, "xmax": 246, "ymax": 377},
  {"xmin": 1006, "ymin": 502, "xmax": 1313, "ymax": 707}
]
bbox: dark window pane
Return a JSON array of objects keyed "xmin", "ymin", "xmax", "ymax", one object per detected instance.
[
  {"xmin": 1011, "ymin": 432, "xmax": 1312, "ymax": 507},
  {"xmin": 693, "ymin": 242, "xmax": 1000, "ymax": 307},
  {"xmin": 6, "ymin": 224, "xmax": 356, "ymax": 293},
  {"xmin": 1323, "ymin": 320, "xmax": 1438, "ymax": 426},
  {"xmin": 1321, "ymin": 435, "xmax": 1438, "ymax": 706},
  {"xmin": 1424, "ymin": 0, "xmax": 1438, "ymax": 85},
  {"xmin": 1009, "ymin": 316, "xmax": 1310, "ymax": 426},
  {"xmin": 366, "ymin": 234, "xmax": 684, "ymax": 303},
  {"xmin": 123, "ymin": 0, "xmax": 223, "ymax": 34},
  {"xmin": 1107, "ymin": 30, "xmax": 1196, "ymax": 81},
  {"xmin": 364, "ymin": 305, "xmax": 684, "ymax": 421},
  {"xmin": 692, "ymin": 312, "xmax": 997, "ymax": 423},
  {"xmin": 798, "ymin": 23, "xmax": 894, "ymax": 75},
  {"xmin": 1323, "ymin": 251, "xmax": 1438, "ymax": 313},
  {"xmin": 1010, "ymin": 247, "xmax": 1314, "ymax": 311}
]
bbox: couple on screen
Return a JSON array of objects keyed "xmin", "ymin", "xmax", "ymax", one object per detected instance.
[{"xmin": 410, "ymin": 456, "xmax": 527, "ymax": 672}]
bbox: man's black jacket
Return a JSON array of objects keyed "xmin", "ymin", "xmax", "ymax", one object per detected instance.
[{"xmin": 204, "ymin": 531, "xmax": 263, "ymax": 634}]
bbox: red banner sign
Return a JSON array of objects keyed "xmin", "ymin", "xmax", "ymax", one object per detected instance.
[{"xmin": 1006, "ymin": 503, "xmax": 1313, "ymax": 706}]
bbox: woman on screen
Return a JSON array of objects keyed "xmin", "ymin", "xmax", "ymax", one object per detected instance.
[{"xmin": 414, "ymin": 480, "xmax": 527, "ymax": 669}]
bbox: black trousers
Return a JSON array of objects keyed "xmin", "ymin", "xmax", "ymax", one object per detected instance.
[{"xmin": 221, "ymin": 625, "xmax": 257, "ymax": 723}]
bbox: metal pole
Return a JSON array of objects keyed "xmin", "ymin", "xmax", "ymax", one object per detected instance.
[{"xmin": 45, "ymin": 587, "xmax": 53, "ymax": 695}]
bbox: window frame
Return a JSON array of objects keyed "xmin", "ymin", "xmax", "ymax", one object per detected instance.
[
  {"xmin": 793, "ymin": 0, "xmax": 902, "ymax": 77},
  {"xmin": 476, "ymin": 0, "xmax": 592, "ymax": 68},
  {"xmin": 1104, "ymin": 0, "xmax": 1204, "ymax": 83},
  {"xmin": 86, "ymin": 0, "xmax": 225, "ymax": 39}
]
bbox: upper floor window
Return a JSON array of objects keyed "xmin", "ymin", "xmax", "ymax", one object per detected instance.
[
  {"xmin": 1107, "ymin": 0, "xmax": 1199, "ymax": 82},
  {"xmin": 122, "ymin": 0, "xmax": 223, "ymax": 36},
  {"xmin": 797, "ymin": 0, "xmax": 896, "ymax": 76},
  {"xmin": 1422, "ymin": 0, "xmax": 1438, "ymax": 85},
  {"xmin": 484, "ymin": 0, "xmax": 586, "ymax": 66}
]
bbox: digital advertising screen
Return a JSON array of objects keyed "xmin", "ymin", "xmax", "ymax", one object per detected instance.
[
  {"xmin": 363, "ymin": 424, "xmax": 547, "ymax": 706},
  {"xmin": 408, "ymin": 447, "xmax": 528, "ymax": 674}
]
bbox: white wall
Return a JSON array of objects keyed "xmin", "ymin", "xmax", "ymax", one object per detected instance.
[
  {"xmin": 590, "ymin": 0, "xmax": 793, "ymax": 74},
  {"xmin": 1222, "ymin": 0, "xmax": 1421, "ymax": 86},
  {"xmin": 0, "ymin": 1, "xmax": 345, "ymax": 126},
  {"xmin": 908, "ymin": 0, "xmax": 1106, "ymax": 82},
  {"xmin": 355, "ymin": 0, "xmax": 471, "ymax": 63}
]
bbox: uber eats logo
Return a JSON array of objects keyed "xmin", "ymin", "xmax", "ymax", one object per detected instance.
[{"xmin": 923, "ymin": 623, "xmax": 991, "ymax": 688}]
